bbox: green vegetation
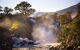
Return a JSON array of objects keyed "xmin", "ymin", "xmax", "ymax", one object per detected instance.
[
  {"xmin": 57, "ymin": 4, "xmax": 80, "ymax": 49},
  {"xmin": 4, "ymin": 7, "xmax": 13, "ymax": 15},
  {"xmin": 15, "ymin": 1, "xmax": 35, "ymax": 15},
  {"xmin": 0, "ymin": 6, "xmax": 2, "ymax": 11}
]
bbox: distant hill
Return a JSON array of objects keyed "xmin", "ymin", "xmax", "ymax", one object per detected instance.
[
  {"xmin": 31, "ymin": 3, "xmax": 80, "ymax": 19},
  {"xmin": 56, "ymin": 3, "xmax": 80, "ymax": 18}
]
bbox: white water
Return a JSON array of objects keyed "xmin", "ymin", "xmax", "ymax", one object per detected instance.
[{"xmin": 32, "ymin": 17, "xmax": 59, "ymax": 44}]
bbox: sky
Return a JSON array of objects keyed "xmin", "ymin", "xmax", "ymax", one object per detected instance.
[{"xmin": 0, "ymin": 0, "xmax": 80, "ymax": 12}]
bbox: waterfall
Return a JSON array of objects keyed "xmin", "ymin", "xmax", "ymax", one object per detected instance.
[{"xmin": 32, "ymin": 17, "xmax": 59, "ymax": 44}]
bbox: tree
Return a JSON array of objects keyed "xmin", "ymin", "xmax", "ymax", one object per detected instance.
[
  {"xmin": 4, "ymin": 7, "xmax": 13, "ymax": 15},
  {"xmin": 15, "ymin": 1, "xmax": 35, "ymax": 15},
  {"xmin": 27, "ymin": 8, "xmax": 36, "ymax": 14},
  {"xmin": 0, "ymin": 6, "xmax": 2, "ymax": 11}
]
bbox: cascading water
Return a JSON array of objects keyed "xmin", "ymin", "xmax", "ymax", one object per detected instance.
[{"xmin": 32, "ymin": 16, "xmax": 59, "ymax": 45}]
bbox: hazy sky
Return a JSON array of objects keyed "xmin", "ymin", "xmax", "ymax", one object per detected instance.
[{"xmin": 0, "ymin": 0, "xmax": 80, "ymax": 12}]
